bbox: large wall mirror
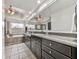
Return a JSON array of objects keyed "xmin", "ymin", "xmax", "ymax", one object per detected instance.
[
  {"xmin": 9, "ymin": 22, "xmax": 25, "ymax": 34},
  {"xmin": 38, "ymin": 0, "xmax": 77, "ymax": 32}
]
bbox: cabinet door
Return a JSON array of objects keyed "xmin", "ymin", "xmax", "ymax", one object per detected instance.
[
  {"xmin": 72, "ymin": 47, "xmax": 77, "ymax": 59},
  {"xmin": 31, "ymin": 37, "xmax": 36, "ymax": 54},
  {"xmin": 35, "ymin": 38, "xmax": 42, "ymax": 59},
  {"xmin": 31, "ymin": 36, "xmax": 42, "ymax": 59},
  {"xmin": 25, "ymin": 36, "xmax": 31, "ymax": 49}
]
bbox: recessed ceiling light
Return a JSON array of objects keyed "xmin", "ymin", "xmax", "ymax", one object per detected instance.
[{"xmin": 37, "ymin": 0, "xmax": 41, "ymax": 4}]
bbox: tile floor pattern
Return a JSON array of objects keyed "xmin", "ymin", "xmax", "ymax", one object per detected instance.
[{"xmin": 5, "ymin": 43, "xmax": 37, "ymax": 59}]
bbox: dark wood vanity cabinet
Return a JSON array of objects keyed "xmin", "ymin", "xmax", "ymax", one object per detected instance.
[
  {"xmin": 25, "ymin": 36, "xmax": 31, "ymax": 49},
  {"xmin": 42, "ymin": 45, "xmax": 70, "ymax": 59},
  {"xmin": 42, "ymin": 50, "xmax": 55, "ymax": 59},
  {"xmin": 42, "ymin": 39, "xmax": 72, "ymax": 57},
  {"xmin": 31, "ymin": 36, "xmax": 42, "ymax": 59},
  {"xmin": 25, "ymin": 35, "xmax": 77, "ymax": 59},
  {"xmin": 42, "ymin": 39, "xmax": 77, "ymax": 59}
]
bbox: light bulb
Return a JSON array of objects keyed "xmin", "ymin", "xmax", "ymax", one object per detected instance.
[
  {"xmin": 8, "ymin": 10, "xmax": 11, "ymax": 14},
  {"xmin": 11, "ymin": 11, "xmax": 15, "ymax": 15}
]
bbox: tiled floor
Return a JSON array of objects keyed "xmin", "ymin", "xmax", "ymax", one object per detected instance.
[{"xmin": 5, "ymin": 43, "xmax": 37, "ymax": 59}]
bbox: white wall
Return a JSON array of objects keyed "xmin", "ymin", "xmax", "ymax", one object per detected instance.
[{"xmin": 51, "ymin": 5, "xmax": 76, "ymax": 32}]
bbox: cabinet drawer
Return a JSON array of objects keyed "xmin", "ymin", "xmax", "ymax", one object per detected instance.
[
  {"xmin": 42, "ymin": 45, "xmax": 71, "ymax": 59},
  {"xmin": 42, "ymin": 39, "xmax": 71, "ymax": 57},
  {"xmin": 42, "ymin": 50, "xmax": 55, "ymax": 59}
]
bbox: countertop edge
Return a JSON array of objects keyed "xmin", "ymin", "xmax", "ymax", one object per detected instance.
[{"xmin": 31, "ymin": 34, "xmax": 77, "ymax": 48}]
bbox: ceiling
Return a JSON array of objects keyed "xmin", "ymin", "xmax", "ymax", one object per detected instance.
[
  {"xmin": 4, "ymin": 0, "xmax": 76, "ymax": 24},
  {"xmin": 5, "ymin": 0, "xmax": 46, "ymax": 17}
]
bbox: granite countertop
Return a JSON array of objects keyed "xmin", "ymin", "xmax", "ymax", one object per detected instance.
[
  {"xmin": 28, "ymin": 30, "xmax": 77, "ymax": 34},
  {"xmin": 31, "ymin": 33, "xmax": 77, "ymax": 47}
]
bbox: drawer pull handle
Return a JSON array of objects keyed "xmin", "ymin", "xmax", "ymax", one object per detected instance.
[
  {"xmin": 49, "ymin": 51, "xmax": 52, "ymax": 54},
  {"xmin": 49, "ymin": 43, "xmax": 52, "ymax": 46}
]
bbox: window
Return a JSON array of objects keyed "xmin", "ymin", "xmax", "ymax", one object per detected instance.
[
  {"xmin": 11, "ymin": 23, "xmax": 24, "ymax": 28},
  {"xmin": 10, "ymin": 22, "xmax": 25, "ymax": 34}
]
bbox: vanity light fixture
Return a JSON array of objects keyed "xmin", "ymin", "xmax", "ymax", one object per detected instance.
[
  {"xmin": 7, "ymin": 5, "xmax": 15, "ymax": 15},
  {"xmin": 34, "ymin": 15, "xmax": 44, "ymax": 23}
]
